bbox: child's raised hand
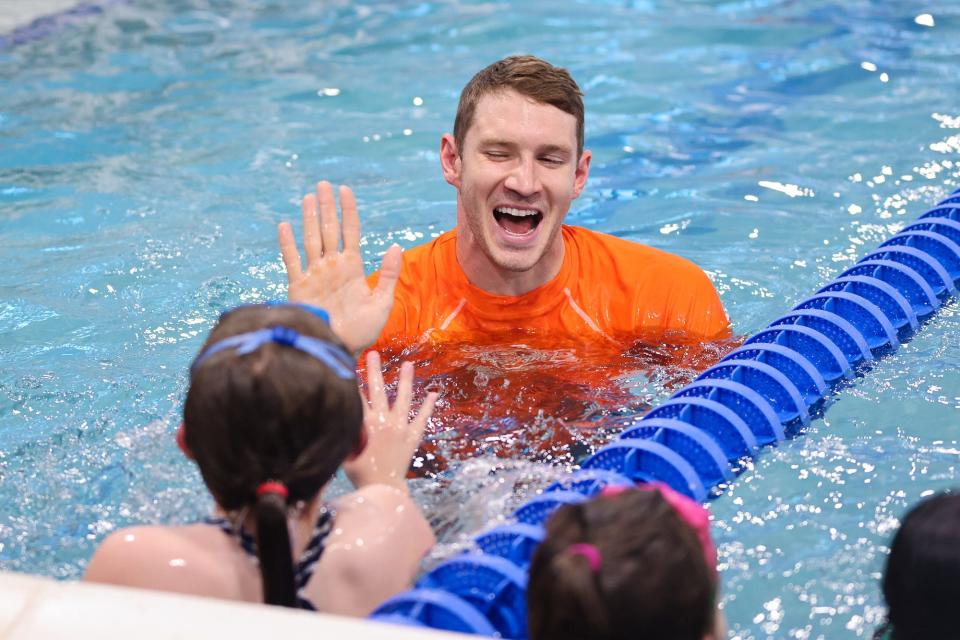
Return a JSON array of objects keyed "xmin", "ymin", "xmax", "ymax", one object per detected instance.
[{"xmin": 343, "ymin": 350, "xmax": 438, "ymax": 491}]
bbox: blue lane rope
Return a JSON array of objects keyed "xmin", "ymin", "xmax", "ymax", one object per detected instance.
[{"xmin": 369, "ymin": 187, "xmax": 960, "ymax": 638}]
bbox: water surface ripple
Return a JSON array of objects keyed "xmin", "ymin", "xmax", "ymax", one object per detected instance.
[{"xmin": 1, "ymin": 2, "xmax": 959, "ymax": 638}]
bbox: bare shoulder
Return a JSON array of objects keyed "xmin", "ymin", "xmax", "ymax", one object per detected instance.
[
  {"xmin": 338, "ymin": 483, "xmax": 419, "ymax": 509},
  {"xmin": 85, "ymin": 525, "xmax": 182, "ymax": 579},
  {"xmin": 85, "ymin": 524, "xmax": 255, "ymax": 600},
  {"xmin": 331, "ymin": 485, "xmax": 433, "ymax": 542},
  {"xmin": 308, "ymin": 485, "xmax": 434, "ymax": 616}
]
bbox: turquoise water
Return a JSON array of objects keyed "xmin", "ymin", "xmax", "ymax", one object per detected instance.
[{"xmin": 2, "ymin": 0, "xmax": 960, "ymax": 637}]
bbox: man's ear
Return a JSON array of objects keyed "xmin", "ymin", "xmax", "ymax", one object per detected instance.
[
  {"xmin": 176, "ymin": 422, "xmax": 195, "ymax": 460},
  {"xmin": 572, "ymin": 149, "xmax": 592, "ymax": 199},
  {"xmin": 347, "ymin": 426, "xmax": 368, "ymax": 461},
  {"xmin": 440, "ymin": 133, "xmax": 462, "ymax": 189}
]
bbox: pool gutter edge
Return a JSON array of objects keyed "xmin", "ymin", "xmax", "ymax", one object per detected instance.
[
  {"xmin": 0, "ymin": 570, "xmax": 467, "ymax": 639},
  {"xmin": 0, "ymin": 0, "xmax": 125, "ymax": 49}
]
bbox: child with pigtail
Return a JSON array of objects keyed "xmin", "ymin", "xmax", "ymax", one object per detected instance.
[
  {"xmin": 527, "ymin": 483, "xmax": 725, "ymax": 640},
  {"xmin": 86, "ymin": 182, "xmax": 436, "ymax": 615}
]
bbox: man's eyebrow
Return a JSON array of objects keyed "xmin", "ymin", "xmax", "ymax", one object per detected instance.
[{"xmin": 477, "ymin": 138, "xmax": 517, "ymax": 148}]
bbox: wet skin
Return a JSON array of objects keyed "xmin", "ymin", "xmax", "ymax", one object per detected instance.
[{"xmin": 440, "ymin": 89, "xmax": 592, "ymax": 296}]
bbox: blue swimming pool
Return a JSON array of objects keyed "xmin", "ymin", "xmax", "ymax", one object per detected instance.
[{"xmin": 2, "ymin": 1, "xmax": 959, "ymax": 637}]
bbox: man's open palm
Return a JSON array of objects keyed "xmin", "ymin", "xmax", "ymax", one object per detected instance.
[{"xmin": 278, "ymin": 181, "xmax": 402, "ymax": 354}]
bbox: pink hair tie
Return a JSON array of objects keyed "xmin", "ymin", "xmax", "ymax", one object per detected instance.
[
  {"xmin": 599, "ymin": 483, "xmax": 630, "ymax": 498},
  {"xmin": 566, "ymin": 543, "xmax": 602, "ymax": 573},
  {"xmin": 600, "ymin": 481, "xmax": 718, "ymax": 576}
]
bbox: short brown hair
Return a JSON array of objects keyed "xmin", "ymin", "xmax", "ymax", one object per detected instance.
[
  {"xmin": 453, "ymin": 55, "xmax": 585, "ymax": 157},
  {"xmin": 527, "ymin": 489, "xmax": 716, "ymax": 640}
]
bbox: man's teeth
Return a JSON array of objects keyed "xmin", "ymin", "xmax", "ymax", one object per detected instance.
[{"xmin": 495, "ymin": 207, "xmax": 539, "ymax": 217}]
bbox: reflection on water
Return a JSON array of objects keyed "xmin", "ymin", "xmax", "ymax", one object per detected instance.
[
  {"xmin": 376, "ymin": 332, "xmax": 735, "ymax": 468},
  {"xmin": 2, "ymin": 0, "xmax": 960, "ymax": 636},
  {"xmin": 365, "ymin": 332, "xmax": 737, "ymax": 557}
]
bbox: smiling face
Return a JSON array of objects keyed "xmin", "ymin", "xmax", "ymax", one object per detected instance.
[{"xmin": 441, "ymin": 89, "xmax": 591, "ymax": 295}]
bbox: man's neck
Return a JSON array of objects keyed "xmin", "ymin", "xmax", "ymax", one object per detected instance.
[{"xmin": 455, "ymin": 224, "xmax": 565, "ymax": 297}]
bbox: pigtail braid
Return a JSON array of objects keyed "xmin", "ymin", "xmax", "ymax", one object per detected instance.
[{"xmin": 254, "ymin": 489, "xmax": 297, "ymax": 607}]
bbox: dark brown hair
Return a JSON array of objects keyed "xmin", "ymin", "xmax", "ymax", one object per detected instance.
[
  {"xmin": 527, "ymin": 489, "xmax": 716, "ymax": 640},
  {"xmin": 183, "ymin": 305, "xmax": 363, "ymax": 607},
  {"xmin": 453, "ymin": 55, "xmax": 585, "ymax": 157},
  {"xmin": 880, "ymin": 491, "xmax": 960, "ymax": 640}
]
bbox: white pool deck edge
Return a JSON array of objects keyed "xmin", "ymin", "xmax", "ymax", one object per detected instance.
[
  {"xmin": 0, "ymin": 0, "xmax": 86, "ymax": 33},
  {"xmin": 0, "ymin": 570, "xmax": 467, "ymax": 639}
]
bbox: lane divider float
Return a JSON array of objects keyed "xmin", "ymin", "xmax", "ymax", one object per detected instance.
[{"xmin": 369, "ymin": 187, "xmax": 960, "ymax": 638}]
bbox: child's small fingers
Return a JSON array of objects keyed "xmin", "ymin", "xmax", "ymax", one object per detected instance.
[
  {"xmin": 393, "ymin": 361, "xmax": 414, "ymax": 412},
  {"xmin": 423, "ymin": 391, "xmax": 439, "ymax": 415},
  {"xmin": 364, "ymin": 351, "xmax": 386, "ymax": 408},
  {"xmin": 409, "ymin": 391, "xmax": 439, "ymax": 441}
]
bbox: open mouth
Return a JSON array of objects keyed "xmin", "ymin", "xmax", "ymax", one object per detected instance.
[{"xmin": 493, "ymin": 206, "xmax": 543, "ymax": 236}]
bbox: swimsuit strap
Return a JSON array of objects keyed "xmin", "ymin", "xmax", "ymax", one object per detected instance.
[
  {"xmin": 203, "ymin": 516, "xmax": 258, "ymax": 558},
  {"xmin": 203, "ymin": 506, "xmax": 335, "ymax": 610},
  {"xmin": 293, "ymin": 507, "xmax": 335, "ymax": 590}
]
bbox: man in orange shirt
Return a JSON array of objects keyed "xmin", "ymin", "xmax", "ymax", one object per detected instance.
[
  {"xmin": 281, "ymin": 55, "xmax": 729, "ymax": 351},
  {"xmin": 278, "ymin": 56, "xmax": 731, "ymax": 463},
  {"xmin": 371, "ymin": 55, "xmax": 729, "ymax": 349}
]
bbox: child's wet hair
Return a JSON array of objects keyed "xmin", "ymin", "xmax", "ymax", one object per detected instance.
[
  {"xmin": 527, "ymin": 487, "xmax": 716, "ymax": 640},
  {"xmin": 183, "ymin": 304, "xmax": 363, "ymax": 607},
  {"xmin": 881, "ymin": 490, "xmax": 960, "ymax": 639}
]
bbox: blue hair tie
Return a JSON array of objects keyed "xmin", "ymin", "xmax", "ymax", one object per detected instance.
[
  {"xmin": 264, "ymin": 301, "xmax": 331, "ymax": 325},
  {"xmin": 191, "ymin": 325, "xmax": 355, "ymax": 379},
  {"xmin": 215, "ymin": 301, "xmax": 332, "ymax": 325}
]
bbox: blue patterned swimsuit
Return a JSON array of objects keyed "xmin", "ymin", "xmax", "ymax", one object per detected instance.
[{"xmin": 204, "ymin": 507, "xmax": 334, "ymax": 610}]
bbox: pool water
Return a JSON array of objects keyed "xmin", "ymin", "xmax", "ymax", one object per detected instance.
[{"xmin": 2, "ymin": 0, "xmax": 959, "ymax": 637}]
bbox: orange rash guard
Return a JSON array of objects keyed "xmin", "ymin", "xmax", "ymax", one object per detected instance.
[
  {"xmin": 370, "ymin": 225, "xmax": 730, "ymax": 348},
  {"xmin": 362, "ymin": 225, "xmax": 734, "ymax": 469}
]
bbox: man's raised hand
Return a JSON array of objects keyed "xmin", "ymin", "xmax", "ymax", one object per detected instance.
[{"xmin": 278, "ymin": 181, "xmax": 402, "ymax": 355}]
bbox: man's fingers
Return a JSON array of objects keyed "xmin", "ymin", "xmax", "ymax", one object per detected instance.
[
  {"xmin": 340, "ymin": 185, "xmax": 361, "ymax": 253},
  {"xmin": 316, "ymin": 180, "xmax": 340, "ymax": 256},
  {"xmin": 277, "ymin": 223, "xmax": 303, "ymax": 280},
  {"xmin": 301, "ymin": 193, "xmax": 323, "ymax": 266},
  {"xmin": 374, "ymin": 243, "xmax": 403, "ymax": 301},
  {"xmin": 364, "ymin": 350, "xmax": 386, "ymax": 409}
]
